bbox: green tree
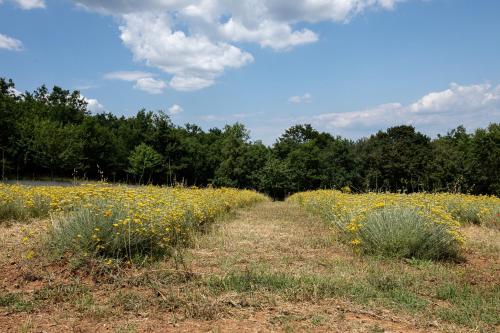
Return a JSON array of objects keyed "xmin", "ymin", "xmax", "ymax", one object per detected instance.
[
  {"xmin": 128, "ymin": 143, "xmax": 163, "ymax": 185},
  {"xmin": 47, "ymin": 86, "xmax": 88, "ymax": 124},
  {"xmin": 213, "ymin": 123, "xmax": 250, "ymax": 187},
  {"xmin": 258, "ymin": 156, "xmax": 294, "ymax": 199},
  {"xmin": 31, "ymin": 119, "xmax": 84, "ymax": 180},
  {"xmin": 80, "ymin": 114, "xmax": 128, "ymax": 182},
  {"xmin": 358, "ymin": 126, "xmax": 432, "ymax": 192},
  {"xmin": 470, "ymin": 123, "xmax": 500, "ymax": 195},
  {"xmin": 320, "ymin": 138, "xmax": 360, "ymax": 190},
  {"xmin": 430, "ymin": 126, "xmax": 473, "ymax": 192},
  {"xmin": 1, "ymin": 77, "xmax": 498, "ymax": 196},
  {"xmin": 0, "ymin": 78, "xmax": 19, "ymax": 179}
]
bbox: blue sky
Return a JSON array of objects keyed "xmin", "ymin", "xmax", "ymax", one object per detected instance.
[{"xmin": 1, "ymin": 0, "xmax": 500, "ymax": 144}]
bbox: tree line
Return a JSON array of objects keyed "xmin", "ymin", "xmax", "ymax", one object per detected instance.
[{"xmin": 1, "ymin": 78, "xmax": 499, "ymax": 198}]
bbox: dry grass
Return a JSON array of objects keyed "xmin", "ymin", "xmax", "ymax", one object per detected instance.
[
  {"xmin": 0, "ymin": 202, "xmax": 499, "ymax": 332},
  {"xmin": 189, "ymin": 201, "xmax": 339, "ymax": 274},
  {"xmin": 462, "ymin": 225, "xmax": 500, "ymax": 258}
]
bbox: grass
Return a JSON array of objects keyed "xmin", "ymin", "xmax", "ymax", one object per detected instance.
[
  {"xmin": 33, "ymin": 282, "xmax": 91, "ymax": 304},
  {"xmin": 206, "ymin": 266, "xmax": 430, "ymax": 313},
  {"xmin": 204, "ymin": 265, "xmax": 499, "ymax": 328},
  {"xmin": 0, "ymin": 200, "xmax": 499, "ymax": 332},
  {"xmin": 435, "ymin": 282, "xmax": 500, "ymax": 327},
  {"xmin": 0, "ymin": 292, "xmax": 35, "ymax": 313}
]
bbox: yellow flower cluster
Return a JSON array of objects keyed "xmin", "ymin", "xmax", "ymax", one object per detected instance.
[
  {"xmin": 1, "ymin": 184, "xmax": 267, "ymax": 257},
  {"xmin": 289, "ymin": 190, "xmax": 499, "ymax": 248},
  {"xmin": 0, "ymin": 183, "xmax": 266, "ymax": 217}
]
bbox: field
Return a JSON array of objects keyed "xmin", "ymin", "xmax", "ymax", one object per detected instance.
[{"xmin": 0, "ymin": 185, "xmax": 499, "ymax": 332}]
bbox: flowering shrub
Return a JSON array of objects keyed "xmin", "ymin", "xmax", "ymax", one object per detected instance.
[
  {"xmin": 0, "ymin": 184, "xmax": 267, "ymax": 259},
  {"xmin": 354, "ymin": 205, "xmax": 462, "ymax": 260},
  {"xmin": 288, "ymin": 190, "xmax": 500, "ymax": 260},
  {"xmin": 0, "ymin": 186, "xmax": 52, "ymax": 221}
]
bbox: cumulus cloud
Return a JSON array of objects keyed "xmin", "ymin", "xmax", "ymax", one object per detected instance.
[
  {"xmin": 133, "ymin": 77, "xmax": 167, "ymax": 94},
  {"xmin": 311, "ymin": 83, "xmax": 500, "ymax": 137},
  {"xmin": 13, "ymin": 0, "xmax": 45, "ymax": 9},
  {"xmin": 408, "ymin": 83, "xmax": 500, "ymax": 114},
  {"xmin": 119, "ymin": 13, "xmax": 253, "ymax": 91},
  {"xmin": 289, "ymin": 93, "xmax": 312, "ymax": 104},
  {"xmin": 74, "ymin": 83, "xmax": 99, "ymax": 90},
  {"xmin": 73, "ymin": 0, "xmax": 408, "ymax": 91},
  {"xmin": 168, "ymin": 104, "xmax": 183, "ymax": 115},
  {"xmin": 103, "ymin": 71, "xmax": 153, "ymax": 81},
  {"xmin": 104, "ymin": 70, "xmax": 167, "ymax": 94},
  {"xmin": 83, "ymin": 96, "xmax": 106, "ymax": 113},
  {"xmin": 0, "ymin": 33, "xmax": 23, "ymax": 51},
  {"xmin": 8, "ymin": 87, "xmax": 22, "ymax": 96},
  {"xmin": 219, "ymin": 19, "xmax": 318, "ymax": 50},
  {"xmin": 266, "ymin": 0, "xmax": 402, "ymax": 23},
  {"xmin": 1, "ymin": 0, "xmax": 45, "ymax": 9}
]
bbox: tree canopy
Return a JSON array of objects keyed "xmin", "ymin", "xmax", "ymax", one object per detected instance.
[{"xmin": 1, "ymin": 78, "xmax": 498, "ymax": 198}]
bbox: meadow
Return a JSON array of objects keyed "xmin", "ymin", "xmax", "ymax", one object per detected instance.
[{"xmin": 0, "ymin": 184, "xmax": 498, "ymax": 332}]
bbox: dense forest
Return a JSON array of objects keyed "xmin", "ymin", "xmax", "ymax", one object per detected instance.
[{"xmin": 1, "ymin": 78, "xmax": 499, "ymax": 198}]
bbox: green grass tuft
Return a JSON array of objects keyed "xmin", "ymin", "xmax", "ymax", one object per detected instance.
[
  {"xmin": 356, "ymin": 206, "xmax": 462, "ymax": 260},
  {"xmin": 46, "ymin": 200, "xmax": 176, "ymax": 261}
]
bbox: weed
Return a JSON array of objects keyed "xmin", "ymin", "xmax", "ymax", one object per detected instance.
[
  {"xmin": 113, "ymin": 290, "xmax": 148, "ymax": 312},
  {"xmin": 0, "ymin": 292, "xmax": 35, "ymax": 312},
  {"xmin": 33, "ymin": 282, "xmax": 90, "ymax": 304},
  {"xmin": 310, "ymin": 314, "xmax": 327, "ymax": 326}
]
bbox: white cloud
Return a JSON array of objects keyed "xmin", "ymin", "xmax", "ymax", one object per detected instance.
[
  {"xmin": 409, "ymin": 83, "xmax": 500, "ymax": 114},
  {"xmin": 0, "ymin": 33, "xmax": 23, "ymax": 51},
  {"xmin": 74, "ymin": 83, "xmax": 99, "ymax": 90},
  {"xmin": 74, "ymin": 0, "xmax": 408, "ymax": 91},
  {"xmin": 170, "ymin": 76, "xmax": 215, "ymax": 91},
  {"xmin": 311, "ymin": 83, "xmax": 500, "ymax": 137},
  {"xmin": 219, "ymin": 19, "xmax": 318, "ymax": 50},
  {"xmin": 266, "ymin": 0, "xmax": 402, "ymax": 23},
  {"xmin": 83, "ymin": 97, "xmax": 106, "ymax": 113},
  {"xmin": 103, "ymin": 71, "xmax": 153, "ymax": 81},
  {"xmin": 12, "ymin": 0, "xmax": 45, "ymax": 9},
  {"xmin": 9, "ymin": 87, "xmax": 22, "ymax": 96},
  {"xmin": 168, "ymin": 104, "xmax": 183, "ymax": 115},
  {"xmin": 134, "ymin": 77, "xmax": 167, "ymax": 94},
  {"xmin": 104, "ymin": 70, "xmax": 167, "ymax": 94},
  {"xmin": 119, "ymin": 13, "xmax": 253, "ymax": 91},
  {"xmin": 73, "ymin": 0, "xmax": 187, "ymax": 14},
  {"xmin": 74, "ymin": 0, "xmax": 404, "ymax": 22},
  {"xmin": 289, "ymin": 93, "xmax": 312, "ymax": 104},
  {"xmin": 1, "ymin": 0, "xmax": 46, "ymax": 9}
]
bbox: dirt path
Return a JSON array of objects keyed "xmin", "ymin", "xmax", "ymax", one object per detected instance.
[
  {"xmin": 172, "ymin": 201, "xmax": 440, "ymax": 332},
  {"xmin": 189, "ymin": 201, "xmax": 338, "ymax": 275}
]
